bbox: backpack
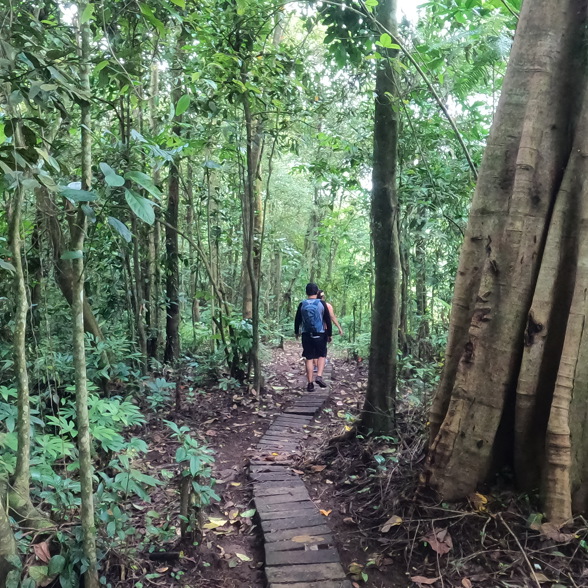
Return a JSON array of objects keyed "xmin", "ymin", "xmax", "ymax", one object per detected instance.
[{"xmin": 301, "ymin": 299, "xmax": 324, "ymax": 334}]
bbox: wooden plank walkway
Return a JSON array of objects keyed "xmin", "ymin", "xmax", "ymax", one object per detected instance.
[{"xmin": 249, "ymin": 363, "xmax": 352, "ymax": 588}]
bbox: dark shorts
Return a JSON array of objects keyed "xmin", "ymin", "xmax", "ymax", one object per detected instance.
[{"xmin": 301, "ymin": 333, "xmax": 328, "ymax": 360}]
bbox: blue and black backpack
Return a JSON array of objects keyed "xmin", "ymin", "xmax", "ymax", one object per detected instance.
[{"xmin": 301, "ymin": 299, "xmax": 324, "ymax": 335}]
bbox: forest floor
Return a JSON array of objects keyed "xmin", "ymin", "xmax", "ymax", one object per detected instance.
[{"xmin": 111, "ymin": 341, "xmax": 588, "ymax": 588}]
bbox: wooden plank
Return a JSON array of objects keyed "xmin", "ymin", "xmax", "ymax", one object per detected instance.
[
  {"xmin": 255, "ymin": 490, "xmax": 310, "ymax": 505},
  {"xmin": 254, "ymin": 484, "xmax": 307, "ymax": 497},
  {"xmin": 266, "ymin": 548, "xmax": 341, "ymax": 566},
  {"xmin": 265, "ymin": 524, "xmax": 332, "ymax": 543},
  {"xmin": 264, "ymin": 535, "xmax": 334, "ymax": 553},
  {"xmin": 266, "ymin": 563, "xmax": 346, "ymax": 584},
  {"xmin": 251, "ymin": 473, "xmax": 298, "ymax": 482},
  {"xmin": 257, "ymin": 504, "xmax": 317, "ymax": 520},
  {"xmin": 250, "ymin": 465, "xmax": 293, "ymax": 473},
  {"xmin": 270, "ymin": 581, "xmax": 352, "ymax": 588},
  {"xmin": 262, "ymin": 431, "xmax": 304, "ymax": 438},
  {"xmin": 257, "ymin": 442, "xmax": 300, "ymax": 449},
  {"xmin": 256, "ymin": 499, "xmax": 315, "ymax": 514},
  {"xmin": 261, "ymin": 513, "xmax": 326, "ymax": 532},
  {"xmin": 272, "ymin": 415, "xmax": 313, "ymax": 422}
]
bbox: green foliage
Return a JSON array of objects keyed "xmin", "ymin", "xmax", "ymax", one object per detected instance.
[{"xmin": 166, "ymin": 420, "xmax": 220, "ymax": 508}]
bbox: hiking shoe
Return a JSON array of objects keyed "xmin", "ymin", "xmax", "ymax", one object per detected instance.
[
  {"xmin": 313, "ymin": 365, "xmax": 318, "ymax": 372},
  {"xmin": 315, "ymin": 376, "xmax": 327, "ymax": 388},
  {"xmin": 307, "ymin": 382, "xmax": 315, "ymax": 392}
]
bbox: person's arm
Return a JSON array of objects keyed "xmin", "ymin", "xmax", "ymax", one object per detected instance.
[
  {"xmin": 294, "ymin": 303, "xmax": 302, "ymax": 336},
  {"xmin": 328, "ymin": 302, "xmax": 343, "ymax": 335},
  {"xmin": 321, "ymin": 300, "xmax": 332, "ymax": 338}
]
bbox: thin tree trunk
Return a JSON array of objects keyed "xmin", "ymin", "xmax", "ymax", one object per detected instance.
[
  {"xmin": 164, "ymin": 33, "xmax": 185, "ymax": 364},
  {"xmin": 147, "ymin": 64, "xmax": 161, "ymax": 360},
  {"xmin": 75, "ymin": 3, "xmax": 99, "ymax": 584},
  {"xmin": 360, "ymin": 0, "xmax": 400, "ymax": 434}
]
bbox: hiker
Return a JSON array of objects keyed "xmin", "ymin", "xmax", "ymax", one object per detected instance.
[
  {"xmin": 311, "ymin": 289, "xmax": 343, "ymax": 373},
  {"xmin": 318, "ymin": 289, "xmax": 343, "ymax": 336},
  {"xmin": 294, "ymin": 283, "xmax": 332, "ymax": 391}
]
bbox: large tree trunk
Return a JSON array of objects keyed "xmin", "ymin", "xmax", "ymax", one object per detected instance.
[
  {"xmin": 360, "ymin": 0, "xmax": 400, "ymax": 434},
  {"xmin": 426, "ymin": 0, "xmax": 588, "ymax": 524}
]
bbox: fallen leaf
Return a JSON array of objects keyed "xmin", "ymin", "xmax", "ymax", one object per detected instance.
[
  {"xmin": 533, "ymin": 572, "xmax": 552, "ymax": 583},
  {"xmin": 33, "ymin": 541, "xmax": 51, "ymax": 563},
  {"xmin": 156, "ymin": 567, "xmax": 169, "ymax": 573},
  {"xmin": 311, "ymin": 465, "xmax": 326, "ymax": 472},
  {"xmin": 540, "ymin": 522, "xmax": 575, "ymax": 543},
  {"xmin": 230, "ymin": 482, "xmax": 241, "ymax": 487},
  {"xmin": 470, "ymin": 492, "xmax": 488, "ymax": 512},
  {"xmin": 240, "ymin": 509, "xmax": 256, "ymax": 518},
  {"xmin": 203, "ymin": 517, "xmax": 228, "ymax": 529},
  {"xmin": 292, "ymin": 469, "xmax": 304, "ymax": 475},
  {"xmin": 527, "ymin": 512, "xmax": 543, "ymax": 531},
  {"xmin": 423, "ymin": 528, "xmax": 453, "ymax": 555},
  {"xmin": 462, "ymin": 579, "xmax": 473, "ymax": 588},
  {"xmin": 411, "ymin": 576, "xmax": 439, "ymax": 585},
  {"xmin": 320, "ymin": 509, "xmax": 332, "ymax": 516},
  {"xmin": 348, "ymin": 562, "xmax": 363, "ymax": 575},
  {"xmin": 381, "ymin": 515, "xmax": 403, "ymax": 533},
  {"xmin": 235, "ymin": 553, "xmax": 251, "ymax": 561}
]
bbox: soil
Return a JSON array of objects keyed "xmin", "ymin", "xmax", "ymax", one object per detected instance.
[{"xmin": 103, "ymin": 340, "xmax": 588, "ymax": 588}]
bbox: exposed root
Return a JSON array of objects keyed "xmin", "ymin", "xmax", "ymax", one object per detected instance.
[{"xmin": 307, "ymin": 400, "xmax": 588, "ymax": 586}]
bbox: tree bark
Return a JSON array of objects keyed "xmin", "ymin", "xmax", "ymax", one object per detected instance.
[
  {"xmin": 360, "ymin": 0, "xmax": 400, "ymax": 434},
  {"xmin": 164, "ymin": 32, "xmax": 186, "ymax": 364},
  {"xmin": 38, "ymin": 187, "xmax": 105, "ymax": 341},
  {"xmin": 426, "ymin": 0, "xmax": 588, "ymax": 524},
  {"xmin": 75, "ymin": 3, "xmax": 99, "ymax": 584}
]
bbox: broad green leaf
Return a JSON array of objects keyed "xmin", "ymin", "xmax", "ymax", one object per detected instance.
[
  {"xmin": 80, "ymin": 3, "xmax": 94, "ymax": 23},
  {"xmin": 125, "ymin": 189, "xmax": 155, "ymax": 225},
  {"xmin": 48, "ymin": 554, "xmax": 66, "ymax": 576},
  {"xmin": 28, "ymin": 565, "xmax": 49, "ymax": 583},
  {"xmin": 0, "ymin": 259, "xmax": 15, "ymax": 273},
  {"xmin": 376, "ymin": 33, "xmax": 400, "ymax": 50},
  {"xmin": 125, "ymin": 171, "xmax": 162, "ymax": 198},
  {"xmin": 60, "ymin": 250, "xmax": 83, "ymax": 260},
  {"xmin": 170, "ymin": 0, "xmax": 185, "ymax": 7},
  {"xmin": 94, "ymin": 60, "xmax": 109, "ymax": 73},
  {"xmin": 175, "ymin": 94, "xmax": 190, "ymax": 116},
  {"xmin": 100, "ymin": 162, "xmax": 125, "ymax": 187},
  {"xmin": 139, "ymin": 3, "xmax": 165, "ymax": 36},
  {"xmin": 59, "ymin": 187, "xmax": 97, "ymax": 202},
  {"xmin": 81, "ymin": 204, "xmax": 96, "ymax": 223},
  {"xmin": 236, "ymin": 0, "xmax": 247, "ymax": 15},
  {"xmin": 240, "ymin": 508, "xmax": 256, "ymax": 518},
  {"xmin": 108, "ymin": 217, "xmax": 132, "ymax": 242}
]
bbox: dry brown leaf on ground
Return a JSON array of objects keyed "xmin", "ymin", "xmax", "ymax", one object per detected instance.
[
  {"xmin": 311, "ymin": 465, "xmax": 326, "ymax": 472},
  {"xmin": 410, "ymin": 576, "xmax": 440, "ymax": 585},
  {"xmin": 381, "ymin": 515, "xmax": 403, "ymax": 533},
  {"xmin": 423, "ymin": 528, "xmax": 453, "ymax": 555},
  {"xmin": 33, "ymin": 541, "xmax": 51, "ymax": 563},
  {"xmin": 539, "ymin": 522, "xmax": 575, "ymax": 543},
  {"xmin": 461, "ymin": 578, "xmax": 473, "ymax": 588}
]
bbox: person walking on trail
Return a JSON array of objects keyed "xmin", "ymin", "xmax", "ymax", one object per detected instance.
[
  {"xmin": 318, "ymin": 289, "xmax": 343, "ymax": 337},
  {"xmin": 312, "ymin": 289, "xmax": 343, "ymax": 373},
  {"xmin": 294, "ymin": 283, "xmax": 332, "ymax": 391}
]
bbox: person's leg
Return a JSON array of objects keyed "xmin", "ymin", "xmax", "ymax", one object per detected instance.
[
  {"xmin": 306, "ymin": 359, "xmax": 314, "ymax": 383},
  {"xmin": 316, "ymin": 356, "xmax": 326, "ymax": 376}
]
